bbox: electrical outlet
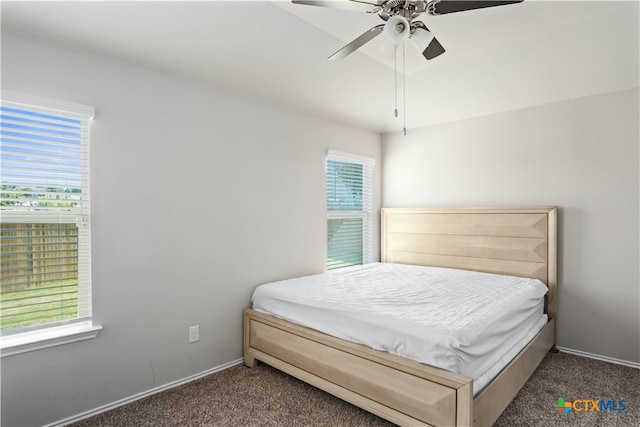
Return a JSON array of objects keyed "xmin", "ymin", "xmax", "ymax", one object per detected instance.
[{"xmin": 189, "ymin": 325, "xmax": 199, "ymax": 343}]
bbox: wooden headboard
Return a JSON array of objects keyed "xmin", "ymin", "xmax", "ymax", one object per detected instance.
[{"xmin": 381, "ymin": 207, "xmax": 557, "ymax": 320}]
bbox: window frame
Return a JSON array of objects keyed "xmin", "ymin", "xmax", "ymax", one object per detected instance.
[
  {"xmin": 0, "ymin": 91, "xmax": 101, "ymax": 357},
  {"xmin": 326, "ymin": 150, "xmax": 374, "ymax": 270}
]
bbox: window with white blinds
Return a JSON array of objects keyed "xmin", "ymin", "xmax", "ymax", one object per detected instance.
[
  {"xmin": 326, "ymin": 150, "xmax": 374, "ymax": 270},
  {"xmin": 0, "ymin": 93, "xmax": 94, "ymax": 337}
]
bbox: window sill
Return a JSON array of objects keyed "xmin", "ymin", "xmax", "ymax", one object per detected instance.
[{"xmin": 1, "ymin": 322, "xmax": 102, "ymax": 357}]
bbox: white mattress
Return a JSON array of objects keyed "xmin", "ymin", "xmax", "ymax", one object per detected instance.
[{"xmin": 251, "ymin": 262, "xmax": 548, "ymax": 395}]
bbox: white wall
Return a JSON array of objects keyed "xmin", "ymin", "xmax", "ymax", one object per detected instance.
[
  {"xmin": 383, "ymin": 88, "xmax": 640, "ymax": 364},
  {"xmin": 0, "ymin": 31, "xmax": 381, "ymax": 427}
]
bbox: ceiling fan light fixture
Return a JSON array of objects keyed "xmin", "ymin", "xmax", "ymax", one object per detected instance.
[{"xmin": 383, "ymin": 16, "xmax": 411, "ymax": 44}]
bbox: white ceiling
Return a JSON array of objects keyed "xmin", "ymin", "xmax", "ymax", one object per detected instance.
[{"xmin": 1, "ymin": 1, "xmax": 638, "ymax": 133}]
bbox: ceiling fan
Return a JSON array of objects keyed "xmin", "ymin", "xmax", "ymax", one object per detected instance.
[{"xmin": 292, "ymin": 0, "xmax": 524, "ymax": 61}]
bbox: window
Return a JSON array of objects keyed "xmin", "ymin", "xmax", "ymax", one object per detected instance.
[
  {"xmin": 326, "ymin": 150, "xmax": 374, "ymax": 270},
  {"xmin": 0, "ymin": 92, "xmax": 99, "ymax": 355}
]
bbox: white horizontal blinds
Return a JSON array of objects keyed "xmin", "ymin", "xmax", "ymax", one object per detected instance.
[
  {"xmin": 326, "ymin": 151, "xmax": 374, "ymax": 270},
  {"xmin": 0, "ymin": 95, "xmax": 93, "ymax": 335}
]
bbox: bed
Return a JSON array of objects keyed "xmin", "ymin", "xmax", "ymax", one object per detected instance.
[{"xmin": 243, "ymin": 207, "xmax": 557, "ymax": 426}]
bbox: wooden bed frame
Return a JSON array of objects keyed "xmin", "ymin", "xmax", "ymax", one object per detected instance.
[{"xmin": 244, "ymin": 207, "xmax": 557, "ymax": 426}]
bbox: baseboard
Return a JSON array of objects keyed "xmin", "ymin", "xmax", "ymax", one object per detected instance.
[
  {"xmin": 557, "ymin": 347, "xmax": 640, "ymax": 369},
  {"xmin": 46, "ymin": 358, "xmax": 244, "ymax": 427}
]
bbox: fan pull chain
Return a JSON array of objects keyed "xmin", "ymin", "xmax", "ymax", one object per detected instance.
[
  {"xmin": 403, "ymin": 41, "xmax": 407, "ymax": 136},
  {"xmin": 393, "ymin": 42, "xmax": 407, "ymax": 135},
  {"xmin": 394, "ymin": 45, "xmax": 398, "ymax": 118}
]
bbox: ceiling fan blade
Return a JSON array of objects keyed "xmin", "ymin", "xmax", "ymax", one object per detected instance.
[
  {"xmin": 422, "ymin": 37, "xmax": 445, "ymax": 60},
  {"xmin": 292, "ymin": 0, "xmax": 383, "ymax": 13},
  {"xmin": 328, "ymin": 24, "xmax": 384, "ymax": 61},
  {"xmin": 411, "ymin": 23, "xmax": 445, "ymax": 60},
  {"xmin": 427, "ymin": 0, "xmax": 524, "ymax": 15}
]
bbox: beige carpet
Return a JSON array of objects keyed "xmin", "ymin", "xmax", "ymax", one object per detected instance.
[{"xmin": 69, "ymin": 352, "xmax": 639, "ymax": 427}]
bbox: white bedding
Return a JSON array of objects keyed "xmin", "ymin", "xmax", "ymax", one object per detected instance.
[{"xmin": 251, "ymin": 262, "xmax": 548, "ymax": 395}]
